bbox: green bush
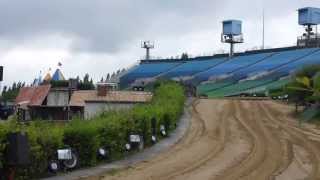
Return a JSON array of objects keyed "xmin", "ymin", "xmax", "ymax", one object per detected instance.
[
  {"xmin": 50, "ymin": 80, "xmax": 69, "ymax": 88},
  {"xmin": 0, "ymin": 81, "xmax": 185, "ymax": 179},
  {"xmin": 0, "ymin": 120, "xmax": 65, "ymax": 179},
  {"xmin": 64, "ymin": 120, "xmax": 100, "ymax": 166}
]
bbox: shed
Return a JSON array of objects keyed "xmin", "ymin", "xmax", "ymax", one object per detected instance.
[
  {"xmin": 69, "ymin": 90, "xmax": 153, "ymax": 119},
  {"xmin": 15, "ymin": 85, "xmax": 81, "ymax": 121}
]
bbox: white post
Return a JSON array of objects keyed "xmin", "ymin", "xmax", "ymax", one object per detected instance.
[{"xmin": 262, "ymin": 8, "xmax": 265, "ymax": 49}]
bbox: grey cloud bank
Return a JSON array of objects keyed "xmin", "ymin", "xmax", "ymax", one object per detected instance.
[{"xmin": 1, "ymin": 0, "xmax": 320, "ymax": 86}]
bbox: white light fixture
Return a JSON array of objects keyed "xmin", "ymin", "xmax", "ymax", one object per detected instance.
[
  {"xmin": 48, "ymin": 160, "xmax": 59, "ymax": 173},
  {"xmin": 160, "ymin": 125, "xmax": 166, "ymax": 136},
  {"xmin": 125, "ymin": 143, "xmax": 131, "ymax": 151},
  {"xmin": 57, "ymin": 149, "xmax": 72, "ymax": 160},
  {"xmin": 98, "ymin": 148, "xmax": 106, "ymax": 157},
  {"xmin": 130, "ymin": 135, "xmax": 141, "ymax": 143},
  {"xmin": 151, "ymin": 135, "xmax": 157, "ymax": 143},
  {"xmin": 161, "ymin": 130, "xmax": 166, "ymax": 136}
]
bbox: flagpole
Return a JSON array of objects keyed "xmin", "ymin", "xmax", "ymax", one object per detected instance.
[{"xmin": 262, "ymin": 8, "xmax": 265, "ymax": 49}]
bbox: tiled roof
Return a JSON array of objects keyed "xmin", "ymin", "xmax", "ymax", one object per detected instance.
[
  {"xmin": 15, "ymin": 85, "xmax": 51, "ymax": 106},
  {"xmin": 69, "ymin": 90, "xmax": 153, "ymax": 107}
]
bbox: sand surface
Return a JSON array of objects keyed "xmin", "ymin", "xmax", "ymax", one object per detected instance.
[{"xmin": 86, "ymin": 99, "xmax": 320, "ymax": 180}]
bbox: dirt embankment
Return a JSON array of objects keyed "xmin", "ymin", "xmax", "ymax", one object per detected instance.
[{"xmin": 88, "ymin": 99, "xmax": 320, "ymax": 180}]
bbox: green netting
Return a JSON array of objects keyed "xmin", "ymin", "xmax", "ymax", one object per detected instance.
[
  {"xmin": 238, "ymin": 78, "xmax": 290, "ymax": 95},
  {"xmin": 266, "ymin": 78, "xmax": 291, "ymax": 90},
  {"xmin": 196, "ymin": 81, "xmax": 233, "ymax": 95},
  {"xmin": 206, "ymin": 78, "xmax": 273, "ymax": 98}
]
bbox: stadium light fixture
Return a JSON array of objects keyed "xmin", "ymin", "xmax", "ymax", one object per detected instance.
[
  {"xmin": 221, "ymin": 20, "xmax": 244, "ymax": 58},
  {"xmin": 141, "ymin": 41, "xmax": 154, "ymax": 60}
]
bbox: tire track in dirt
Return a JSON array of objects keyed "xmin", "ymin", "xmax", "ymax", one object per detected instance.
[
  {"xmin": 173, "ymin": 100, "xmax": 252, "ymax": 180},
  {"xmin": 99, "ymin": 99, "xmax": 230, "ymax": 180},
  {"xmin": 162, "ymin": 99, "xmax": 234, "ymax": 179},
  {"xmin": 92, "ymin": 99, "xmax": 320, "ymax": 180},
  {"xmin": 258, "ymin": 101, "xmax": 320, "ymax": 180},
  {"xmin": 134, "ymin": 99, "xmax": 205, "ymax": 164},
  {"xmin": 212, "ymin": 100, "xmax": 284, "ymax": 180}
]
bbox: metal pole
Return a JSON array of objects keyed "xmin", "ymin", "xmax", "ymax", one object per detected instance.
[
  {"xmin": 262, "ymin": 8, "xmax": 265, "ymax": 49},
  {"xmin": 230, "ymin": 43, "xmax": 234, "ymax": 58},
  {"xmin": 146, "ymin": 48, "xmax": 150, "ymax": 60},
  {"xmin": 0, "ymin": 82, "xmax": 2, "ymax": 97},
  {"xmin": 307, "ymin": 25, "xmax": 311, "ymax": 47},
  {"xmin": 317, "ymin": 25, "xmax": 319, "ymax": 47}
]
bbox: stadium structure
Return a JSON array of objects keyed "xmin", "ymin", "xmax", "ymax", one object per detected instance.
[{"xmin": 119, "ymin": 7, "xmax": 320, "ymax": 98}]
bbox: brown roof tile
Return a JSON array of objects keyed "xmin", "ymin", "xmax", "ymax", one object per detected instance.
[
  {"xmin": 69, "ymin": 90, "xmax": 153, "ymax": 107},
  {"xmin": 15, "ymin": 85, "xmax": 51, "ymax": 106}
]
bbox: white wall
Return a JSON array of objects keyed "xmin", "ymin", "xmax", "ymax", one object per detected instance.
[
  {"xmin": 84, "ymin": 102, "xmax": 135, "ymax": 119},
  {"xmin": 47, "ymin": 91, "xmax": 69, "ymax": 106}
]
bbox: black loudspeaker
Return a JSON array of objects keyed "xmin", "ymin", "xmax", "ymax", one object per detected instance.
[
  {"xmin": 6, "ymin": 132, "xmax": 30, "ymax": 166},
  {"xmin": 0, "ymin": 66, "xmax": 3, "ymax": 81}
]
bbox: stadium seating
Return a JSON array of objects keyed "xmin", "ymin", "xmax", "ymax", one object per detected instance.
[
  {"xmin": 161, "ymin": 57, "xmax": 226, "ymax": 78},
  {"xmin": 120, "ymin": 62, "xmax": 182, "ymax": 88},
  {"xmin": 196, "ymin": 48, "xmax": 319, "ymax": 97},
  {"xmin": 197, "ymin": 81, "xmax": 233, "ymax": 96},
  {"xmin": 120, "ymin": 47, "xmax": 320, "ymax": 97},
  {"xmin": 226, "ymin": 78, "xmax": 291, "ymax": 97},
  {"xmin": 206, "ymin": 78, "xmax": 274, "ymax": 98},
  {"xmin": 230, "ymin": 48, "xmax": 318, "ymax": 81},
  {"xmin": 272, "ymin": 49, "xmax": 320, "ymax": 77},
  {"xmin": 194, "ymin": 53, "xmax": 272, "ymax": 82}
]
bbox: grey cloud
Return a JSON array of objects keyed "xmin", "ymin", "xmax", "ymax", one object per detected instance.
[
  {"xmin": 0, "ymin": 0, "xmax": 227, "ymax": 53},
  {"xmin": 0, "ymin": 0, "xmax": 319, "ymax": 54}
]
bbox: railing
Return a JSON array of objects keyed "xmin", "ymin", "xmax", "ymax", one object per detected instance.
[{"xmin": 297, "ymin": 33, "xmax": 320, "ymax": 47}]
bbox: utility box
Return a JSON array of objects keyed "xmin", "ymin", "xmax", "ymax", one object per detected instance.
[
  {"xmin": 222, "ymin": 20, "xmax": 242, "ymax": 35},
  {"xmin": 298, "ymin": 7, "xmax": 320, "ymax": 25},
  {"xmin": 5, "ymin": 132, "xmax": 30, "ymax": 166}
]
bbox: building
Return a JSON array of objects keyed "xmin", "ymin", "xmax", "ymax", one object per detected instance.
[
  {"xmin": 15, "ymin": 83, "xmax": 152, "ymax": 121},
  {"xmin": 69, "ymin": 83, "xmax": 153, "ymax": 119},
  {"xmin": 15, "ymin": 84, "xmax": 81, "ymax": 121}
]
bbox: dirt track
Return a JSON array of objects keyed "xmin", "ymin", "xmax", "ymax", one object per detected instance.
[{"xmin": 92, "ymin": 99, "xmax": 320, "ymax": 180}]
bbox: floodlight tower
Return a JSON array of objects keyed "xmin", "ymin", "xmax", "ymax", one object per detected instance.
[
  {"xmin": 0, "ymin": 66, "xmax": 3, "ymax": 93},
  {"xmin": 141, "ymin": 41, "xmax": 154, "ymax": 60},
  {"xmin": 297, "ymin": 7, "xmax": 320, "ymax": 47},
  {"xmin": 221, "ymin": 20, "xmax": 244, "ymax": 58}
]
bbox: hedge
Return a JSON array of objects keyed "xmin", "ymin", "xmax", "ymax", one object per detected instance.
[{"xmin": 0, "ymin": 81, "xmax": 185, "ymax": 179}]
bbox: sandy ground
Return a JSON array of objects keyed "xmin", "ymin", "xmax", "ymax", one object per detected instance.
[{"xmin": 86, "ymin": 99, "xmax": 320, "ymax": 180}]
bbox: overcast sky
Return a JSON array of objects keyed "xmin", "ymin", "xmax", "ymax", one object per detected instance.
[{"xmin": 1, "ymin": 0, "xmax": 320, "ymax": 87}]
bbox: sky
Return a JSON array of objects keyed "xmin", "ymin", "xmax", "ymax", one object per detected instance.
[{"xmin": 1, "ymin": 0, "xmax": 320, "ymax": 88}]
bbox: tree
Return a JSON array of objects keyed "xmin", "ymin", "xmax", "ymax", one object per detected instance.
[
  {"xmin": 83, "ymin": 73, "xmax": 90, "ymax": 83},
  {"xmin": 1, "ymin": 81, "xmax": 26, "ymax": 101},
  {"xmin": 77, "ymin": 74, "xmax": 95, "ymax": 90},
  {"xmin": 181, "ymin": 53, "xmax": 189, "ymax": 60},
  {"xmin": 284, "ymin": 66, "xmax": 320, "ymax": 113},
  {"xmin": 2, "ymin": 86, "xmax": 7, "ymax": 95}
]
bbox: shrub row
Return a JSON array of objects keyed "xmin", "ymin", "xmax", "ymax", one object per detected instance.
[{"xmin": 0, "ymin": 81, "xmax": 185, "ymax": 179}]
